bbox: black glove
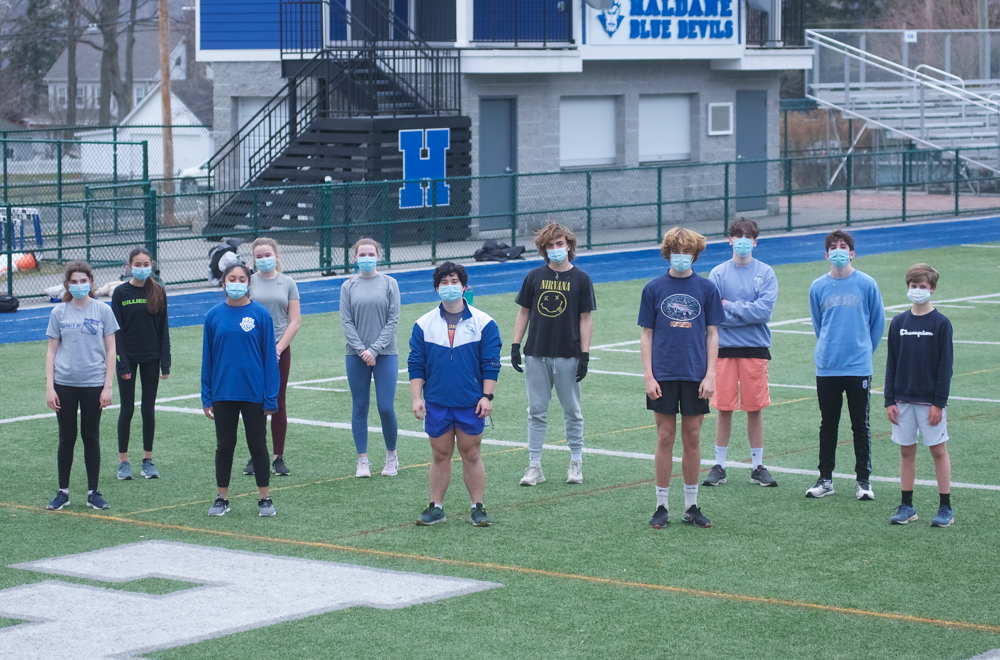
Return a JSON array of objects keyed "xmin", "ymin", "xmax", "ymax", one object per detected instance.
[
  {"xmin": 576, "ymin": 352, "xmax": 589, "ymax": 382},
  {"xmin": 511, "ymin": 343, "xmax": 523, "ymax": 373}
]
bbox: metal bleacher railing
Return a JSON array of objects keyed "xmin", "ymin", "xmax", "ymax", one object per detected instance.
[{"xmin": 6, "ymin": 145, "xmax": 1000, "ymax": 300}]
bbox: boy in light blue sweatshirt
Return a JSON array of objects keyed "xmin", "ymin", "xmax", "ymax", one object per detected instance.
[
  {"xmin": 706, "ymin": 218, "xmax": 779, "ymax": 488},
  {"xmin": 806, "ymin": 230, "xmax": 885, "ymax": 501}
]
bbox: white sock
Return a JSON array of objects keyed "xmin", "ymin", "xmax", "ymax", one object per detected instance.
[
  {"xmin": 750, "ymin": 448, "xmax": 763, "ymax": 469},
  {"xmin": 715, "ymin": 446, "xmax": 728, "ymax": 466},
  {"xmin": 386, "ymin": 450, "xmax": 396, "ymax": 457},
  {"xmin": 59, "ymin": 489, "xmax": 68, "ymax": 494},
  {"xmin": 655, "ymin": 486, "xmax": 669, "ymax": 508},
  {"xmin": 87, "ymin": 490, "xmax": 94, "ymax": 496},
  {"xmin": 684, "ymin": 484, "xmax": 698, "ymax": 509},
  {"xmin": 530, "ymin": 459, "xmax": 541, "ymax": 468},
  {"xmin": 570, "ymin": 452, "xmax": 582, "ymax": 462},
  {"xmin": 431, "ymin": 502, "xmax": 441, "ymax": 509}
]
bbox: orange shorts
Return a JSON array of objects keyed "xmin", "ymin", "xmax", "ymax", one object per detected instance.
[{"xmin": 711, "ymin": 357, "xmax": 770, "ymax": 412}]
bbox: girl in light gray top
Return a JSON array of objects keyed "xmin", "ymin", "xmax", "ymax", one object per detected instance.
[{"xmin": 341, "ymin": 238, "xmax": 401, "ymax": 478}]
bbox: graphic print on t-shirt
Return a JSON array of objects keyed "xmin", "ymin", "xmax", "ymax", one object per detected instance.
[
  {"xmin": 660, "ymin": 294, "xmax": 701, "ymax": 328},
  {"xmin": 538, "ymin": 290, "xmax": 568, "ymax": 318},
  {"xmin": 240, "ymin": 317, "xmax": 256, "ymax": 332},
  {"xmin": 81, "ymin": 318, "xmax": 101, "ymax": 335}
]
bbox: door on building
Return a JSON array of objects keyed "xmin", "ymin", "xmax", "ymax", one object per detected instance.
[
  {"xmin": 735, "ymin": 90, "xmax": 768, "ymax": 212},
  {"xmin": 478, "ymin": 98, "xmax": 516, "ymax": 232}
]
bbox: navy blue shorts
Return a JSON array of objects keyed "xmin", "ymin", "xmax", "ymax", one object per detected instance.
[{"xmin": 424, "ymin": 402, "xmax": 486, "ymax": 438}]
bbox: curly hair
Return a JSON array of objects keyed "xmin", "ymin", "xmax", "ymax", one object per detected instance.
[
  {"xmin": 825, "ymin": 229, "xmax": 854, "ymax": 252},
  {"xmin": 533, "ymin": 223, "xmax": 577, "ymax": 263},
  {"xmin": 660, "ymin": 227, "xmax": 707, "ymax": 262}
]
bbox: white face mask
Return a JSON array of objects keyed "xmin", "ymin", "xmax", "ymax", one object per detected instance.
[{"xmin": 906, "ymin": 288, "xmax": 932, "ymax": 304}]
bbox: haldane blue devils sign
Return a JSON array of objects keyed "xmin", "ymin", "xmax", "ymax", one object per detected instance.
[
  {"xmin": 399, "ymin": 128, "xmax": 450, "ymax": 209},
  {"xmin": 590, "ymin": 0, "xmax": 737, "ymax": 45}
]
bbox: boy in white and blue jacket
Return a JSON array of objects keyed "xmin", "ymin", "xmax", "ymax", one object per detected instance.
[{"xmin": 408, "ymin": 262, "xmax": 502, "ymax": 527}]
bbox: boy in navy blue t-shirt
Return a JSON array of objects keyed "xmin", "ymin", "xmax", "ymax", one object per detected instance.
[{"xmin": 638, "ymin": 228, "xmax": 725, "ymax": 529}]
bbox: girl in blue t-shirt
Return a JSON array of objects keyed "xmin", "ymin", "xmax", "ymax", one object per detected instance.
[{"xmin": 201, "ymin": 264, "xmax": 280, "ymax": 518}]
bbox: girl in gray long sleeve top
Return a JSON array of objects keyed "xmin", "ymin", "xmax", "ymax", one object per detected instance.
[{"xmin": 340, "ymin": 238, "xmax": 401, "ymax": 478}]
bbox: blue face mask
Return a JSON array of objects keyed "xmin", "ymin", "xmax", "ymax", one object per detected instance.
[
  {"xmin": 547, "ymin": 247, "xmax": 568, "ymax": 264},
  {"xmin": 68, "ymin": 282, "xmax": 91, "ymax": 299},
  {"xmin": 829, "ymin": 248, "xmax": 851, "ymax": 268},
  {"xmin": 438, "ymin": 284, "xmax": 464, "ymax": 302},
  {"xmin": 670, "ymin": 254, "xmax": 693, "ymax": 273},
  {"xmin": 256, "ymin": 256, "xmax": 276, "ymax": 273},
  {"xmin": 131, "ymin": 266, "xmax": 152, "ymax": 281},
  {"xmin": 733, "ymin": 238, "xmax": 754, "ymax": 258},
  {"xmin": 357, "ymin": 256, "xmax": 377, "ymax": 272},
  {"xmin": 226, "ymin": 282, "xmax": 248, "ymax": 300}
]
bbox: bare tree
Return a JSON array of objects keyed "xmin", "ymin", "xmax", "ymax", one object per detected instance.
[{"xmin": 65, "ymin": 0, "xmax": 81, "ymax": 127}]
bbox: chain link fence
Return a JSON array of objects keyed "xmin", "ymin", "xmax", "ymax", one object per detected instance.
[{"xmin": 5, "ymin": 145, "xmax": 1000, "ymax": 300}]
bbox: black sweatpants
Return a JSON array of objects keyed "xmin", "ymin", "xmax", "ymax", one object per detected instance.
[
  {"xmin": 213, "ymin": 400, "xmax": 270, "ymax": 489},
  {"xmin": 117, "ymin": 360, "xmax": 160, "ymax": 453},
  {"xmin": 816, "ymin": 375, "xmax": 872, "ymax": 481},
  {"xmin": 55, "ymin": 384, "xmax": 103, "ymax": 491}
]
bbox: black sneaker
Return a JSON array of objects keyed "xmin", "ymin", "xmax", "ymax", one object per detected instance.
[
  {"xmin": 469, "ymin": 504, "xmax": 492, "ymax": 527},
  {"xmin": 417, "ymin": 503, "xmax": 446, "ymax": 526},
  {"xmin": 649, "ymin": 505, "xmax": 670, "ymax": 529},
  {"xmin": 208, "ymin": 496, "xmax": 230, "ymax": 516},
  {"xmin": 682, "ymin": 505, "xmax": 711, "ymax": 528},
  {"xmin": 750, "ymin": 465, "xmax": 778, "ymax": 487},
  {"xmin": 86, "ymin": 491, "xmax": 110, "ymax": 510},
  {"xmin": 702, "ymin": 464, "xmax": 727, "ymax": 486},
  {"xmin": 272, "ymin": 455, "xmax": 290, "ymax": 476},
  {"xmin": 258, "ymin": 497, "xmax": 276, "ymax": 517},
  {"xmin": 46, "ymin": 490, "xmax": 70, "ymax": 510},
  {"xmin": 243, "ymin": 459, "xmax": 255, "ymax": 475}
]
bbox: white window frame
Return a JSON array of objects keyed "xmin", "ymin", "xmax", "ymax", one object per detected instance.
[
  {"xmin": 638, "ymin": 94, "xmax": 692, "ymax": 164},
  {"xmin": 707, "ymin": 102, "xmax": 734, "ymax": 136},
  {"xmin": 559, "ymin": 96, "xmax": 618, "ymax": 169}
]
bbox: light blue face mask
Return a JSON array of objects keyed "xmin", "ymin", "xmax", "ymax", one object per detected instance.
[
  {"xmin": 547, "ymin": 247, "xmax": 568, "ymax": 263},
  {"xmin": 226, "ymin": 282, "xmax": 248, "ymax": 300},
  {"xmin": 829, "ymin": 248, "xmax": 851, "ymax": 268},
  {"xmin": 256, "ymin": 256, "xmax": 276, "ymax": 273},
  {"xmin": 670, "ymin": 254, "xmax": 693, "ymax": 273},
  {"xmin": 131, "ymin": 266, "xmax": 152, "ymax": 281},
  {"xmin": 68, "ymin": 282, "xmax": 91, "ymax": 299},
  {"xmin": 733, "ymin": 237, "xmax": 754, "ymax": 258},
  {"xmin": 357, "ymin": 256, "xmax": 377, "ymax": 272},
  {"xmin": 438, "ymin": 284, "xmax": 464, "ymax": 302}
]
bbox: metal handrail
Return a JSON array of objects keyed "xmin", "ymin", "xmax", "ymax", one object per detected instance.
[{"xmin": 914, "ymin": 64, "xmax": 965, "ymax": 90}]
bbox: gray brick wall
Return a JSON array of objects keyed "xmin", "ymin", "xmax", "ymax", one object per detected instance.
[{"xmin": 210, "ymin": 61, "xmax": 285, "ymax": 150}]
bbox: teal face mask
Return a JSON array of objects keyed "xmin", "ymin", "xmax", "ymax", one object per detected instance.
[
  {"xmin": 256, "ymin": 256, "xmax": 276, "ymax": 272},
  {"xmin": 226, "ymin": 282, "xmax": 248, "ymax": 300},
  {"xmin": 547, "ymin": 247, "xmax": 568, "ymax": 263},
  {"xmin": 733, "ymin": 238, "xmax": 754, "ymax": 258},
  {"xmin": 357, "ymin": 256, "xmax": 377, "ymax": 272},
  {"xmin": 68, "ymin": 283, "xmax": 91, "ymax": 299},
  {"xmin": 438, "ymin": 284, "xmax": 464, "ymax": 302},
  {"xmin": 670, "ymin": 254, "xmax": 693, "ymax": 273},
  {"xmin": 829, "ymin": 248, "xmax": 851, "ymax": 268},
  {"xmin": 131, "ymin": 266, "xmax": 152, "ymax": 281}
]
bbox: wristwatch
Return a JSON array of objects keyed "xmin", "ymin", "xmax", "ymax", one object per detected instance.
[{"xmin": 482, "ymin": 393, "xmax": 494, "ymax": 401}]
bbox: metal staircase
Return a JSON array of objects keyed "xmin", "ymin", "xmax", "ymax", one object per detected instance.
[{"xmin": 204, "ymin": 0, "xmax": 461, "ymax": 237}]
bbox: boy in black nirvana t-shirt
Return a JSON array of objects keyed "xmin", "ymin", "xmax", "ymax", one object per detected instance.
[{"xmin": 511, "ymin": 223, "xmax": 596, "ymax": 486}]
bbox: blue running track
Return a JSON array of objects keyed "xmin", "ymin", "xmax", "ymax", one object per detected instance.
[{"xmin": 3, "ymin": 216, "xmax": 998, "ymax": 345}]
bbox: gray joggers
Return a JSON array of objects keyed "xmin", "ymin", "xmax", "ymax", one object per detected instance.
[{"xmin": 525, "ymin": 356, "xmax": 583, "ymax": 462}]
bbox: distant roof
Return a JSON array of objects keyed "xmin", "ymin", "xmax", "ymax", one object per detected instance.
[
  {"xmin": 44, "ymin": 30, "xmax": 184, "ymax": 83},
  {"xmin": 171, "ymin": 79, "xmax": 214, "ymax": 126}
]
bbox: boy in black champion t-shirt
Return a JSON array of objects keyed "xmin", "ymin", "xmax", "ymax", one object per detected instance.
[
  {"xmin": 884, "ymin": 263, "xmax": 954, "ymax": 528},
  {"xmin": 511, "ymin": 223, "xmax": 596, "ymax": 487}
]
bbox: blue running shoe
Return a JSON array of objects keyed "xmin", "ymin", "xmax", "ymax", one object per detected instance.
[
  {"xmin": 46, "ymin": 491, "xmax": 70, "ymax": 510},
  {"xmin": 86, "ymin": 491, "xmax": 110, "ymax": 510},
  {"xmin": 417, "ymin": 503, "xmax": 446, "ymax": 526},
  {"xmin": 890, "ymin": 503, "xmax": 918, "ymax": 525},
  {"xmin": 141, "ymin": 459, "xmax": 160, "ymax": 479},
  {"xmin": 930, "ymin": 505, "xmax": 954, "ymax": 527},
  {"xmin": 469, "ymin": 503, "xmax": 492, "ymax": 527},
  {"xmin": 117, "ymin": 461, "xmax": 133, "ymax": 480}
]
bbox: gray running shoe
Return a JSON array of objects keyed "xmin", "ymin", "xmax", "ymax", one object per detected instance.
[
  {"xmin": 117, "ymin": 461, "xmax": 133, "ymax": 481},
  {"xmin": 703, "ymin": 464, "xmax": 727, "ymax": 486},
  {"xmin": 243, "ymin": 459, "xmax": 255, "ymax": 475},
  {"xmin": 806, "ymin": 478, "xmax": 835, "ymax": 498},
  {"xmin": 208, "ymin": 496, "xmax": 230, "ymax": 516},
  {"xmin": 566, "ymin": 460, "xmax": 583, "ymax": 484},
  {"xmin": 272, "ymin": 455, "xmax": 290, "ymax": 476},
  {"xmin": 140, "ymin": 459, "xmax": 160, "ymax": 479},
  {"xmin": 381, "ymin": 453, "xmax": 399, "ymax": 476},
  {"xmin": 520, "ymin": 465, "xmax": 545, "ymax": 486},
  {"xmin": 750, "ymin": 465, "xmax": 778, "ymax": 487},
  {"xmin": 258, "ymin": 497, "xmax": 276, "ymax": 517},
  {"xmin": 856, "ymin": 480, "xmax": 875, "ymax": 501}
]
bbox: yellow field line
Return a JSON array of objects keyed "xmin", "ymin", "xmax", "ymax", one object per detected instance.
[{"xmin": 4, "ymin": 501, "xmax": 998, "ymax": 635}]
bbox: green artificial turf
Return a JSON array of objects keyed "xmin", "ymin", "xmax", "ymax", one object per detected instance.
[{"xmin": 1, "ymin": 243, "xmax": 999, "ymax": 659}]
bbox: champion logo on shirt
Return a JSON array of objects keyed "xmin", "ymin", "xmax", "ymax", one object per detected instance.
[
  {"xmin": 240, "ymin": 317, "xmax": 256, "ymax": 332},
  {"xmin": 900, "ymin": 329, "xmax": 933, "ymax": 337}
]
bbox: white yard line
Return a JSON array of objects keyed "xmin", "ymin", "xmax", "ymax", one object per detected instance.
[
  {"xmin": 291, "ymin": 386, "xmax": 349, "ymax": 392},
  {"xmin": 961, "ymin": 244, "xmax": 1000, "ymax": 248},
  {"xmin": 771, "ymin": 330, "xmax": 815, "ymax": 335}
]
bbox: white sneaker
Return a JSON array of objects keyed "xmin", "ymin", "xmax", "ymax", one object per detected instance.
[
  {"xmin": 356, "ymin": 457, "xmax": 371, "ymax": 478},
  {"xmin": 566, "ymin": 460, "xmax": 583, "ymax": 484},
  {"xmin": 520, "ymin": 464, "xmax": 545, "ymax": 486},
  {"xmin": 381, "ymin": 453, "xmax": 398, "ymax": 477},
  {"xmin": 856, "ymin": 480, "xmax": 875, "ymax": 501},
  {"xmin": 805, "ymin": 478, "xmax": 835, "ymax": 498}
]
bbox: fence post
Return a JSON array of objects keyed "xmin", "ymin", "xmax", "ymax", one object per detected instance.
[
  {"xmin": 509, "ymin": 172, "xmax": 517, "ymax": 248},
  {"xmin": 901, "ymin": 151, "xmax": 908, "ymax": 222},
  {"xmin": 723, "ymin": 163, "xmax": 730, "ymax": 234},
  {"xmin": 845, "ymin": 152, "xmax": 852, "ymax": 226},
  {"xmin": 4, "ymin": 203, "xmax": 11, "ymax": 297},
  {"xmin": 251, "ymin": 188, "xmax": 261, "ymax": 239},
  {"xmin": 382, "ymin": 181, "xmax": 392, "ymax": 268},
  {"xmin": 656, "ymin": 167, "xmax": 662, "ymax": 240},
  {"xmin": 585, "ymin": 171, "xmax": 592, "ymax": 250},
  {"xmin": 142, "ymin": 141, "xmax": 149, "ymax": 181},
  {"xmin": 318, "ymin": 183, "xmax": 332, "ymax": 274},
  {"xmin": 954, "ymin": 149, "xmax": 960, "ymax": 216},
  {"xmin": 2, "ymin": 134, "xmax": 7, "ymax": 204},
  {"xmin": 785, "ymin": 157, "xmax": 793, "ymax": 231},
  {"xmin": 57, "ymin": 141, "xmax": 63, "ymax": 261},
  {"xmin": 145, "ymin": 188, "xmax": 158, "ymax": 262},
  {"xmin": 84, "ymin": 187, "xmax": 92, "ymax": 263},
  {"xmin": 113, "ymin": 126, "xmax": 119, "ymax": 235},
  {"xmin": 343, "ymin": 182, "xmax": 351, "ymax": 271}
]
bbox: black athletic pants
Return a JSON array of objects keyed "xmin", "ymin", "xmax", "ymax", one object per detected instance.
[
  {"xmin": 55, "ymin": 384, "xmax": 103, "ymax": 491},
  {"xmin": 816, "ymin": 375, "xmax": 872, "ymax": 481},
  {"xmin": 213, "ymin": 400, "xmax": 270, "ymax": 489},
  {"xmin": 117, "ymin": 360, "xmax": 160, "ymax": 454}
]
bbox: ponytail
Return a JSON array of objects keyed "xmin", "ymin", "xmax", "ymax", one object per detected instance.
[{"xmin": 127, "ymin": 246, "xmax": 166, "ymax": 315}]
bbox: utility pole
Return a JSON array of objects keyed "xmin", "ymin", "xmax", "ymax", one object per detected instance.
[
  {"xmin": 159, "ymin": 0, "xmax": 175, "ymax": 222},
  {"xmin": 980, "ymin": 0, "xmax": 989, "ymax": 81}
]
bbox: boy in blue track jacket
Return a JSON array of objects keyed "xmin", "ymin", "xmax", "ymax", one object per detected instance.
[{"xmin": 408, "ymin": 262, "xmax": 502, "ymax": 527}]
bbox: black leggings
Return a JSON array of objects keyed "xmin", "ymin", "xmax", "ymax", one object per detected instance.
[
  {"xmin": 213, "ymin": 400, "xmax": 270, "ymax": 489},
  {"xmin": 816, "ymin": 375, "xmax": 872, "ymax": 481},
  {"xmin": 117, "ymin": 360, "xmax": 160, "ymax": 454},
  {"xmin": 55, "ymin": 384, "xmax": 103, "ymax": 491}
]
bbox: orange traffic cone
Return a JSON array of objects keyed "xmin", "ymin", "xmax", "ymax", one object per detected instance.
[{"xmin": 14, "ymin": 252, "xmax": 35, "ymax": 271}]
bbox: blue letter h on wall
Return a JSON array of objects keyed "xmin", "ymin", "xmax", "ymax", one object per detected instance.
[{"xmin": 399, "ymin": 128, "xmax": 450, "ymax": 209}]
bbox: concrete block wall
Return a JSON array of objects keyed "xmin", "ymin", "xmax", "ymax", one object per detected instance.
[{"xmin": 210, "ymin": 61, "xmax": 286, "ymax": 150}]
